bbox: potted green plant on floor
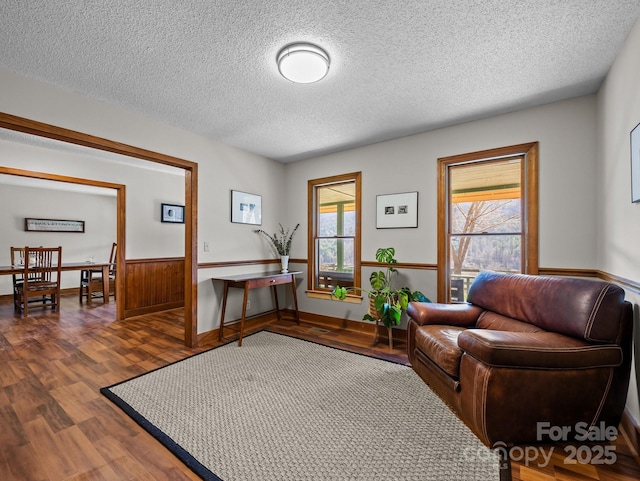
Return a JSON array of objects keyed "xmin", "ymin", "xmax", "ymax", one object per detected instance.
[
  {"xmin": 331, "ymin": 247, "xmax": 430, "ymax": 348},
  {"xmin": 254, "ymin": 223, "xmax": 300, "ymax": 272}
]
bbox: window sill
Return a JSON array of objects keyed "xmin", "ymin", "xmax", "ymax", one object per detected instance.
[{"xmin": 306, "ymin": 290, "xmax": 363, "ymax": 304}]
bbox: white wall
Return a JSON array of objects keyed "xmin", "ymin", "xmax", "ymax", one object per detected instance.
[
  {"xmin": 285, "ymin": 95, "xmax": 598, "ymax": 323},
  {"xmin": 597, "ymin": 17, "xmax": 640, "ymax": 425},
  {"xmin": 196, "ymin": 148, "xmax": 288, "ymax": 333},
  {"xmin": 0, "ymin": 182, "xmax": 116, "ymax": 292}
]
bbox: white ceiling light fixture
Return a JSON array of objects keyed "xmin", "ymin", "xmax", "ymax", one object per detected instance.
[{"xmin": 277, "ymin": 43, "xmax": 330, "ymax": 84}]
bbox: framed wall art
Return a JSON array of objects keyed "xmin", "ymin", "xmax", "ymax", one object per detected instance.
[
  {"xmin": 231, "ymin": 190, "xmax": 262, "ymax": 225},
  {"xmin": 161, "ymin": 203, "xmax": 185, "ymax": 223},
  {"xmin": 25, "ymin": 218, "xmax": 85, "ymax": 233},
  {"xmin": 376, "ymin": 191, "xmax": 418, "ymax": 228},
  {"xmin": 632, "ymin": 122, "xmax": 640, "ymax": 203}
]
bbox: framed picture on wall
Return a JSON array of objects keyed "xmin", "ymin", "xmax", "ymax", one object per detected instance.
[
  {"xmin": 376, "ymin": 191, "xmax": 418, "ymax": 228},
  {"xmin": 24, "ymin": 218, "xmax": 85, "ymax": 232},
  {"xmin": 632, "ymin": 122, "xmax": 640, "ymax": 203},
  {"xmin": 231, "ymin": 190, "xmax": 262, "ymax": 225},
  {"xmin": 161, "ymin": 203, "xmax": 185, "ymax": 223}
]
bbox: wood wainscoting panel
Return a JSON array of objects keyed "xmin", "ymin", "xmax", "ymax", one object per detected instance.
[{"xmin": 124, "ymin": 257, "xmax": 185, "ymax": 318}]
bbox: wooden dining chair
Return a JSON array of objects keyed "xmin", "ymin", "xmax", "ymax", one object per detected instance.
[
  {"xmin": 79, "ymin": 242, "xmax": 117, "ymax": 304},
  {"xmin": 10, "ymin": 246, "xmax": 26, "ymax": 307},
  {"xmin": 14, "ymin": 246, "xmax": 62, "ymax": 316},
  {"xmin": 11, "ymin": 245, "xmax": 45, "ymax": 309}
]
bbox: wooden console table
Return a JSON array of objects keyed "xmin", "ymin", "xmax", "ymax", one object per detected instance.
[{"xmin": 211, "ymin": 270, "xmax": 301, "ymax": 346}]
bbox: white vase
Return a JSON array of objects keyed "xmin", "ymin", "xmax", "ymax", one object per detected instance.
[{"xmin": 280, "ymin": 255, "xmax": 289, "ymax": 273}]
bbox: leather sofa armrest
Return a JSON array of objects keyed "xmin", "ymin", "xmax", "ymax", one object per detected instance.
[
  {"xmin": 458, "ymin": 330, "xmax": 623, "ymax": 369},
  {"xmin": 406, "ymin": 302, "xmax": 483, "ymax": 327}
]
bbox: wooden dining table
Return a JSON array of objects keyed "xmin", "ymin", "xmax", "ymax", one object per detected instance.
[{"xmin": 0, "ymin": 261, "xmax": 114, "ymax": 302}]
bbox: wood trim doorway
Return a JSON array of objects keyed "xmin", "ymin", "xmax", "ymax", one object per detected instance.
[{"xmin": 0, "ymin": 112, "xmax": 199, "ymax": 347}]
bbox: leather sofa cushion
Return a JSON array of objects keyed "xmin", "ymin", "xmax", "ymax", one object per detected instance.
[
  {"xmin": 407, "ymin": 302, "xmax": 482, "ymax": 327},
  {"xmin": 458, "ymin": 329, "xmax": 623, "ymax": 369},
  {"xmin": 414, "ymin": 325, "xmax": 466, "ymax": 378},
  {"xmin": 467, "ymin": 271, "xmax": 626, "ymax": 343},
  {"xmin": 476, "ymin": 311, "xmax": 544, "ymax": 332}
]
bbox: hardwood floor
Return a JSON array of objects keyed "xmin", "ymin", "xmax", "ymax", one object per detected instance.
[{"xmin": 0, "ymin": 294, "xmax": 638, "ymax": 480}]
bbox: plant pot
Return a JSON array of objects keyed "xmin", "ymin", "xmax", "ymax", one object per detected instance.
[
  {"xmin": 280, "ymin": 255, "xmax": 289, "ymax": 273},
  {"xmin": 369, "ymin": 297, "xmax": 394, "ymax": 350},
  {"xmin": 368, "ymin": 296, "xmax": 379, "ymax": 319}
]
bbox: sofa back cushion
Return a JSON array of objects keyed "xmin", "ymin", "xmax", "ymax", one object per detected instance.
[
  {"xmin": 476, "ymin": 311, "xmax": 544, "ymax": 333},
  {"xmin": 467, "ymin": 271, "xmax": 626, "ymax": 343}
]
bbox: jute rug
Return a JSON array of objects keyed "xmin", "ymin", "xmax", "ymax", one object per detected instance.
[{"xmin": 101, "ymin": 331, "xmax": 502, "ymax": 481}]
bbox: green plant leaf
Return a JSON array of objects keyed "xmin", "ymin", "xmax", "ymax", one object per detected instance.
[
  {"xmin": 398, "ymin": 290, "xmax": 409, "ymax": 310},
  {"xmin": 373, "ymin": 294, "xmax": 385, "ymax": 313},
  {"xmin": 369, "ymin": 271, "xmax": 386, "ymax": 291},
  {"xmin": 380, "ymin": 304, "xmax": 402, "ymax": 327},
  {"xmin": 390, "ymin": 305, "xmax": 402, "ymax": 324},
  {"xmin": 331, "ymin": 286, "xmax": 347, "ymax": 300},
  {"xmin": 411, "ymin": 291, "xmax": 430, "ymax": 302},
  {"xmin": 375, "ymin": 247, "xmax": 395, "ymax": 264}
]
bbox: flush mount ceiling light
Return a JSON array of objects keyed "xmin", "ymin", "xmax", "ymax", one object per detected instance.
[{"xmin": 277, "ymin": 43, "xmax": 330, "ymax": 84}]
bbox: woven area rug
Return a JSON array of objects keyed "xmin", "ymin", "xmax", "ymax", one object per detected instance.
[{"xmin": 101, "ymin": 331, "xmax": 502, "ymax": 481}]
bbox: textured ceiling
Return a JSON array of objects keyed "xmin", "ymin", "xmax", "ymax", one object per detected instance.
[{"xmin": 1, "ymin": 1, "xmax": 640, "ymax": 163}]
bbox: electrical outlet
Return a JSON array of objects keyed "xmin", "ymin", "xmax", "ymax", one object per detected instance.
[
  {"xmin": 246, "ymin": 299, "xmax": 251, "ymax": 310},
  {"xmin": 203, "ymin": 241, "xmax": 210, "ymax": 252}
]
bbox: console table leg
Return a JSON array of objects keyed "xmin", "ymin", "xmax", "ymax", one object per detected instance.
[
  {"xmin": 218, "ymin": 281, "xmax": 229, "ymax": 341},
  {"xmin": 238, "ymin": 284, "xmax": 250, "ymax": 346},
  {"xmin": 291, "ymin": 274, "xmax": 300, "ymax": 324},
  {"xmin": 272, "ymin": 285, "xmax": 281, "ymax": 321}
]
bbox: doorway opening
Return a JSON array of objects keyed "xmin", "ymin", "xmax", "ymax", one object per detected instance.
[
  {"xmin": 0, "ymin": 113, "xmax": 199, "ymax": 347},
  {"xmin": 0, "ymin": 166, "xmax": 123, "ymax": 311}
]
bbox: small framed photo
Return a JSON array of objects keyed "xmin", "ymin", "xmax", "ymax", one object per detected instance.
[
  {"xmin": 231, "ymin": 190, "xmax": 262, "ymax": 225},
  {"xmin": 376, "ymin": 191, "xmax": 418, "ymax": 228},
  {"xmin": 161, "ymin": 203, "xmax": 185, "ymax": 223},
  {"xmin": 632, "ymin": 122, "xmax": 640, "ymax": 202}
]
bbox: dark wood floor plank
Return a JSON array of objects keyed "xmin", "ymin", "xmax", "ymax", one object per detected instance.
[
  {"xmin": 23, "ymin": 417, "xmax": 79, "ymax": 480},
  {"xmin": 49, "ymin": 381, "xmax": 101, "ymax": 425},
  {"xmin": 37, "ymin": 399, "xmax": 75, "ymax": 432},
  {"xmin": 0, "ymin": 443, "xmax": 49, "ymax": 481},
  {"xmin": 0, "ymin": 402, "xmax": 29, "ymax": 446}
]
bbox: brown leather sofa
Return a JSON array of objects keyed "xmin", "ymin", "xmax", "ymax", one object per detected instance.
[{"xmin": 406, "ymin": 271, "xmax": 633, "ymax": 446}]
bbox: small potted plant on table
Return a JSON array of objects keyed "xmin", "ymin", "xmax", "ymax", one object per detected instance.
[{"xmin": 254, "ymin": 223, "xmax": 300, "ymax": 272}]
